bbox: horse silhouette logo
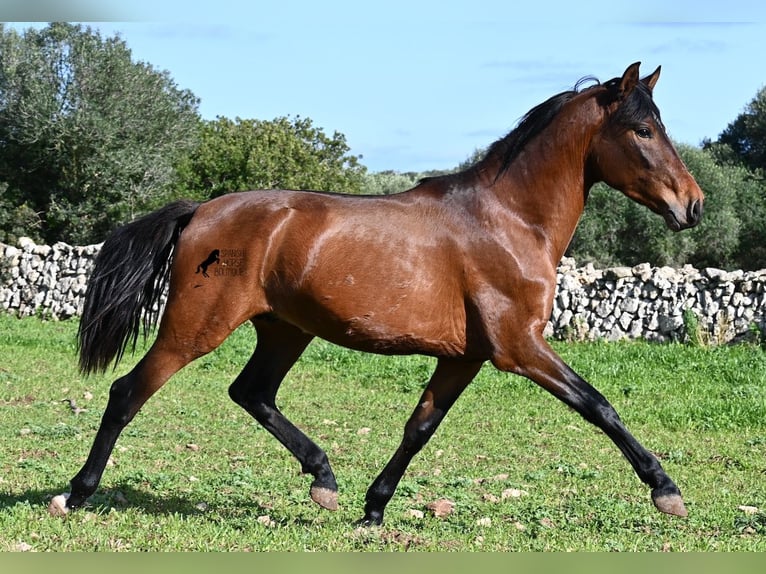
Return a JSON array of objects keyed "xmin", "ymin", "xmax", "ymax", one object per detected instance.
[{"xmin": 195, "ymin": 249, "xmax": 220, "ymax": 277}]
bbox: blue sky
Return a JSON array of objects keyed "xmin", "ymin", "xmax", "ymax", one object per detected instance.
[{"xmin": 5, "ymin": 1, "xmax": 766, "ymax": 172}]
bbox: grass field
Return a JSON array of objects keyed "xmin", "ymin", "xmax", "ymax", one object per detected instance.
[{"xmin": 1, "ymin": 314, "xmax": 765, "ymax": 551}]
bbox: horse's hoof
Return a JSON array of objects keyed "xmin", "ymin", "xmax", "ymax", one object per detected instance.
[
  {"xmin": 310, "ymin": 486, "xmax": 338, "ymax": 511},
  {"xmin": 48, "ymin": 493, "xmax": 70, "ymax": 517},
  {"xmin": 652, "ymin": 493, "xmax": 688, "ymax": 517}
]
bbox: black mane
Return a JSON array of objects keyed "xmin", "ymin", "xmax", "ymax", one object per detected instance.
[
  {"xmin": 479, "ymin": 84, "xmax": 585, "ymax": 179},
  {"xmin": 421, "ymin": 73, "xmax": 661, "ymax": 186}
]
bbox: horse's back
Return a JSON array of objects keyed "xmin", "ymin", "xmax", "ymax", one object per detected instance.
[{"xmin": 166, "ymin": 189, "xmax": 471, "ymax": 357}]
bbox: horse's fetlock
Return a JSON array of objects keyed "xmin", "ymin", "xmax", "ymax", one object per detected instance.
[
  {"xmin": 304, "ymin": 450, "xmax": 334, "ymax": 481},
  {"xmin": 359, "ymin": 509, "xmax": 384, "ymax": 527}
]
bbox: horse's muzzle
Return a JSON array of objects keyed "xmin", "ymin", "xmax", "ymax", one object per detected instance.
[{"xmin": 665, "ymin": 198, "xmax": 703, "ymax": 231}]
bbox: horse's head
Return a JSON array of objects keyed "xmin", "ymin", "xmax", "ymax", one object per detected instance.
[{"xmin": 588, "ymin": 62, "xmax": 703, "ymax": 231}]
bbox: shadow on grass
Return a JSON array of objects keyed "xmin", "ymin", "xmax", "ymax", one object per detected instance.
[{"xmin": 0, "ymin": 483, "xmax": 277, "ymax": 520}]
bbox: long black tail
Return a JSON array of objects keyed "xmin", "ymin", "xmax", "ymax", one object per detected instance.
[{"xmin": 78, "ymin": 200, "xmax": 201, "ymax": 374}]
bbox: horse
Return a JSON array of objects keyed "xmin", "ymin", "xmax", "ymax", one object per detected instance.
[{"xmin": 49, "ymin": 63, "xmax": 703, "ymax": 525}]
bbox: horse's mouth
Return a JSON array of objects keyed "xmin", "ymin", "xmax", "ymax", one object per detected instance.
[
  {"xmin": 664, "ymin": 210, "xmax": 683, "ymax": 232},
  {"xmin": 664, "ymin": 199, "xmax": 702, "ymax": 232}
]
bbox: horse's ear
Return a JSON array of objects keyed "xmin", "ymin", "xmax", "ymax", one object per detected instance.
[
  {"xmin": 617, "ymin": 62, "xmax": 641, "ymax": 100},
  {"xmin": 641, "ymin": 65, "xmax": 661, "ymax": 93}
]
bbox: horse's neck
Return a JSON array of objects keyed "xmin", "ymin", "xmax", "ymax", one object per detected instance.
[{"xmin": 487, "ymin": 102, "xmax": 602, "ymax": 263}]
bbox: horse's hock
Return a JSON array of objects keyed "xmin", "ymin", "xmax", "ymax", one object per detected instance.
[{"xmin": 2, "ymin": 238, "xmax": 766, "ymax": 344}]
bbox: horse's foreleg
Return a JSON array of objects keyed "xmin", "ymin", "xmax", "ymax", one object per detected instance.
[
  {"xmin": 361, "ymin": 359, "xmax": 483, "ymax": 525},
  {"xmin": 49, "ymin": 345, "xmax": 190, "ymax": 516},
  {"xmin": 498, "ymin": 335, "xmax": 687, "ymax": 517},
  {"xmin": 227, "ymin": 320, "xmax": 339, "ymax": 510}
]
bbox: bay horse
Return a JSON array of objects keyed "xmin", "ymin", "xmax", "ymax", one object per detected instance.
[{"xmin": 49, "ymin": 63, "xmax": 703, "ymax": 525}]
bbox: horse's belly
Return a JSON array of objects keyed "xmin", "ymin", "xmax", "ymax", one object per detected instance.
[
  {"xmin": 338, "ymin": 310, "xmax": 465, "ymax": 356},
  {"xmin": 278, "ymin": 289, "xmax": 467, "ymax": 357}
]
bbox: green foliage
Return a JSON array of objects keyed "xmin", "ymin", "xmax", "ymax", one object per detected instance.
[
  {"xmin": 360, "ymin": 170, "xmax": 420, "ymax": 195},
  {"xmin": 455, "ymin": 147, "xmax": 487, "ymax": 172},
  {"xmin": 173, "ymin": 116, "xmax": 366, "ymax": 200},
  {"xmin": 0, "ymin": 182, "xmax": 40, "ymax": 243},
  {"xmin": 716, "ymin": 85, "xmax": 766, "ymax": 174},
  {"xmin": 359, "ymin": 148, "xmax": 468, "ymax": 196},
  {"xmin": 675, "ymin": 144, "xmax": 742, "ymax": 268},
  {"xmin": 0, "ymin": 23, "xmax": 200, "ymax": 245},
  {"xmin": 682, "ymin": 308, "xmax": 703, "ymax": 347}
]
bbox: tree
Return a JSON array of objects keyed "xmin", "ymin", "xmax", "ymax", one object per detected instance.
[
  {"xmin": 0, "ymin": 23, "xmax": 200, "ymax": 244},
  {"xmin": 361, "ymin": 170, "xmax": 420, "ymax": 195},
  {"xmin": 714, "ymin": 85, "xmax": 766, "ymax": 174},
  {"xmin": 173, "ymin": 116, "xmax": 366, "ymax": 199},
  {"xmin": 0, "ymin": 182, "xmax": 39, "ymax": 242}
]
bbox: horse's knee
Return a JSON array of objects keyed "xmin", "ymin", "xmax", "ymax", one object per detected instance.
[
  {"xmin": 401, "ymin": 412, "xmax": 439, "ymax": 454},
  {"xmin": 581, "ymin": 393, "xmax": 622, "ymax": 426}
]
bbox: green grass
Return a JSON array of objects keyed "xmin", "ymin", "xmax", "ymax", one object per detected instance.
[{"xmin": 1, "ymin": 314, "xmax": 765, "ymax": 551}]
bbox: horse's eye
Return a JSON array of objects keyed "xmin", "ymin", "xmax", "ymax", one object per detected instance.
[{"xmin": 635, "ymin": 127, "xmax": 652, "ymax": 139}]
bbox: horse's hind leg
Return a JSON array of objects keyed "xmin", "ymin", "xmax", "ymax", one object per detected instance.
[
  {"xmin": 228, "ymin": 319, "xmax": 339, "ymax": 510},
  {"xmin": 48, "ymin": 339, "xmax": 196, "ymax": 516}
]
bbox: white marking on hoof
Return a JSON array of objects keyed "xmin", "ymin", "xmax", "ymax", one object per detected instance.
[{"xmin": 48, "ymin": 493, "xmax": 71, "ymax": 517}]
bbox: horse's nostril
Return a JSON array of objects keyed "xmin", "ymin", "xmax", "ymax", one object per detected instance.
[{"xmin": 689, "ymin": 199, "xmax": 703, "ymax": 225}]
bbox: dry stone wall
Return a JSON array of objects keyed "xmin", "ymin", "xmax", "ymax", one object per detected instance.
[
  {"xmin": 2, "ymin": 239, "xmax": 765, "ymax": 344},
  {"xmin": 1, "ymin": 238, "xmax": 99, "ymax": 320},
  {"xmin": 547, "ymin": 258, "xmax": 766, "ymax": 344}
]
